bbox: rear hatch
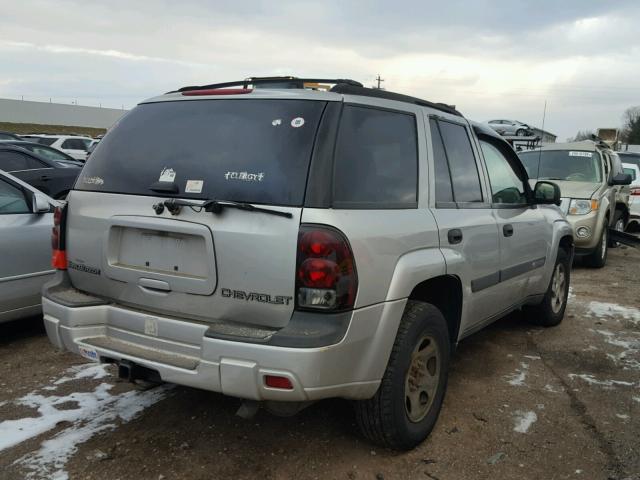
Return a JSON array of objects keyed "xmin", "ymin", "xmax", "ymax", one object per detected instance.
[{"xmin": 68, "ymin": 97, "xmax": 328, "ymax": 328}]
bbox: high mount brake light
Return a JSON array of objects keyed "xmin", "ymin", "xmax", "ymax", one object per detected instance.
[
  {"xmin": 296, "ymin": 225, "xmax": 357, "ymax": 311},
  {"xmin": 181, "ymin": 88, "xmax": 253, "ymax": 96},
  {"xmin": 51, "ymin": 205, "xmax": 67, "ymax": 270}
]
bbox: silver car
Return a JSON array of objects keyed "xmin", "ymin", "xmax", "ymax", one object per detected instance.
[
  {"xmin": 42, "ymin": 77, "xmax": 573, "ymax": 450},
  {"xmin": 0, "ymin": 170, "xmax": 57, "ymax": 322},
  {"xmin": 487, "ymin": 119, "xmax": 533, "ymax": 136}
]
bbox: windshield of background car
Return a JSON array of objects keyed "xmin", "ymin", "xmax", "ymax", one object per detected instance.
[
  {"xmin": 76, "ymin": 99, "xmax": 326, "ymax": 205},
  {"xmin": 518, "ymin": 150, "xmax": 602, "ymax": 182},
  {"xmin": 23, "ymin": 144, "xmax": 72, "ymax": 161}
]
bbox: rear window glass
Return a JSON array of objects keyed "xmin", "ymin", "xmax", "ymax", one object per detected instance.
[
  {"xmin": 76, "ymin": 99, "xmax": 326, "ymax": 206},
  {"xmin": 333, "ymin": 105, "xmax": 418, "ymax": 208}
]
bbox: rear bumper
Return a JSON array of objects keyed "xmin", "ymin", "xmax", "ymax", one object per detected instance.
[{"xmin": 43, "ymin": 295, "xmax": 406, "ymax": 402}]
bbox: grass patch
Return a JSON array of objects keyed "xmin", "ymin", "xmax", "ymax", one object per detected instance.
[{"xmin": 0, "ymin": 122, "xmax": 106, "ymax": 137}]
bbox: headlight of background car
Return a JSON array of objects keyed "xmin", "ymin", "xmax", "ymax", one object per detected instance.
[{"xmin": 568, "ymin": 199, "xmax": 598, "ymax": 215}]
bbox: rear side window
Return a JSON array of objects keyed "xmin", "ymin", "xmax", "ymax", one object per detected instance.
[
  {"xmin": 61, "ymin": 138, "xmax": 89, "ymax": 150},
  {"xmin": 36, "ymin": 138, "xmax": 57, "ymax": 146},
  {"xmin": 76, "ymin": 100, "xmax": 326, "ymax": 206},
  {"xmin": 429, "ymin": 119, "xmax": 454, "ymax": 203},
  {"xmin": 333, "ymin": 105, "xmax": 418, "ymax": 208},
  {"xmin": 430, "ymin": 119, "xmax": 483, "ymax": 204}
]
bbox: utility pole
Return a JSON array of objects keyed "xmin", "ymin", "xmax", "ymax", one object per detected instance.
[{"xmin": 374, "ymin": 74, "xmax": 385, "ymax": 90}]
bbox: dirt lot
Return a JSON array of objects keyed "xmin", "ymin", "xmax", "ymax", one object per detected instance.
[{"xmin": 1, "ymin": 246, "xmax": 639, "ymax": 480}]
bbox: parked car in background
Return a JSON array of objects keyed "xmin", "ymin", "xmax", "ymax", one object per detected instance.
[
  {"xmin": 23, "ymin": 135, "xmax": 92, "ymax": 161},
  {"xmin": 86, "ymin": 139, "xmax": 100, "ymax": 159},
  {"xmin": 622, "ymin": 162, "xmax": 640, "ymax": 231},
  {"xmin": 43, "ymin": 76, "xmax": 573, "ymax": 450},
  {"xmin": 487, "ymin": 119, "xmax": 533, "ymax": 137},
  {"xmin": 519, "ymin": 141, "xmax": 632, "ymax": 267},
  {"xmin": 0, "ymin": 131, "xmax": 23, "ymax": 141},
  {"xmin": 618, "ymin": 151, "xmax": 640, "ymax": 170},
  {"xmin": 0, "ymin": 144, "xmax": 82, "ymax": 199},
  {"xmin": 0, "ymin": 139, "xmax": 78, "ymax": 163},
  {"xmin": 0, "ymin": 169, "xmax": 58, "ymax": 323}
]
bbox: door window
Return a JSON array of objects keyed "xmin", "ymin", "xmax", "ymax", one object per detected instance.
[
  {"xmin": 429, "ymin": 119, "xmax": 454, "ymax": 203},
  {"xmin": 430, "ymin": 119, "xmax": 483, "ymax": 203},
  {"xmin": 0, "ymin": 151, "xmax": 44, "ymax": 171},
  {"xmin": 480, "ymin": 141, "xmax": 527, "ymax": 205},
  {"xmin": 0, "ymin": 178, "xmax": 30, "ymax": 214}
]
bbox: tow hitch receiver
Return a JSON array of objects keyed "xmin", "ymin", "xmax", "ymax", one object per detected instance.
[{"xmin": 117, "ymin": 359, "xmax": 162, "ymax": 384}]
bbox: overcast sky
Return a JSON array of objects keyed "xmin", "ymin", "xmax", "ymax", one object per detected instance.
[{"xmin": 1, "ymin": 0, "xmax": 639, "ymax": 140}]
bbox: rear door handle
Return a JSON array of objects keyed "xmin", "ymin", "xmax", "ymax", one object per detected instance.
[
  {"xmin": 503, "ymin": 224, "xmax": 514, "ymax": 237},
  {"xmin": 448, "ymin": 228, "xmax": 463, "ymax": 244},
  {"xmin": 40, "ymin": 175, "xmax": 51, "ymax": 181}
]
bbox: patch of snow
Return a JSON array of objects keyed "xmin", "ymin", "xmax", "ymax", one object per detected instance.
[
  {"xmin": 586, "ymin": 302, "xmax": 640, "ymax": 325},
  {"xmin": 591, "ymin": 329, "xmax": 640, "ymax": 371},
  {"xmin": 523, "ymin": 355, "xmax": 541, "ymax": 360},
  {"xmin": 505, "ymin": 362, "xmax": 529, "ymax": 386},
  {"xmin": 53, "ymin": 363, "xmax": 111, "ymax": 385},
  {"xmin": 544, "ymin": 384, "xmax": 563, "ymax": 393},
  {"xmin": 568, "ymin": 374, "xmax": 634, "ymax": 388},
  {"xmin": 633, "ymin": 396, "xmax": 640, "ymax": 404},
  {"xmin": 513, "ymin": 410, "xmax": 537, "ymax": 433},
  {"xmin": 8, "ymin": 383, "xmax": 171, "ymax": 479},
  {"xmin": 615, "ymin": 414, "xmax": 629, "ymax": 420},
  {"xmin": 568, "ymin": 286, "xmax": 575, "ymax": 301}
]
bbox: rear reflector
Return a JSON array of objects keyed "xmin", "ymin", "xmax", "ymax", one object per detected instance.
[
  {"xmin": 181, "ymin": 88, "xmax": 253, "ymax": 96},
  {"xmin": 264, "ymin": 375, "xmax": 293, "ymax": 390}
]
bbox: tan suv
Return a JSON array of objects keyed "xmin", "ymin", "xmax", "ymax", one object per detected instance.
[{"xmin": 519, "ymin": 141, "xmax": 632, "ymax": 267}]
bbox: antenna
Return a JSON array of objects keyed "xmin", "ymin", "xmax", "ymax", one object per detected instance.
[{"xmin": 535, "ymin": 100, "xmax": 547, "ymax": 179}]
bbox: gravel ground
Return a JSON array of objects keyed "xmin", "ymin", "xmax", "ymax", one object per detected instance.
[{"xmin": 1, "ymin": 245, "xmax": 639, "ymax": 480}]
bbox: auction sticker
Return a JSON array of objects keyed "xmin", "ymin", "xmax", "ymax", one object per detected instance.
[
  {"xmin": 569, "ymin": 151, "xmax": 592, "ymax": 157},
  {"xmin": 291, "ymin": 117, "xmax": 305, "ymax": 128},
  {"xmin": 185, "ymin": 180, "xmax": 204, "ymax": 193},
  {"xmin": 79, "ymin": 346, "xmax": 99, "ymax": 362}
]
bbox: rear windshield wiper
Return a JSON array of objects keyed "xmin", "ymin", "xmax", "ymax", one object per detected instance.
[{"xmin": 155, "ymin": 198, "xmax": 293, "ymax": 219}]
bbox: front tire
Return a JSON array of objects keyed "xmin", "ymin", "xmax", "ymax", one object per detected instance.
[
  {"xmin": 525, "ymin": 248, "xmax": 570, "ymax": 327},
  {"xmin": 608, "ymin": 210, "xmax": 624, "ymax": 248},
  {"xmin": 585, "ymin": 223, "xmax": 608, "ymax": 268},
  {"xmin": 516, "ymin": 128, "xmax": 526, "ymax": 136},
  {"xmin": 354, "ymin": 301, "xmax": 450, "ymax": 450}
]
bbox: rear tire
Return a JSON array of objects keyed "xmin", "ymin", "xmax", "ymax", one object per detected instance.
[
  {"xmin": 354, "ymin": 301, "xmax": 450, "ymax": 450},
  {"xmin": 608, "ymin": 210, "xmax": 624, "ymax": 248},
  {"xmin": 585, "ymin": 223, "xmax": 608, "ymax": 268},
  {"xmin": 525, "ymin": 248, "xmax": 570, "ymax": 327}
]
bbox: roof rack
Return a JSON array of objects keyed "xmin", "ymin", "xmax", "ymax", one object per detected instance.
[
  {"xmin": 329, "ymin": 84, "xmax": 462, "ymax": 117},
  {"xmin": 169, "ymin": 76, "xmax": 363, "ymax": 93},
  {"xmin": 169, "ymin": 76, "xmax": 462, "ymax": 117}
]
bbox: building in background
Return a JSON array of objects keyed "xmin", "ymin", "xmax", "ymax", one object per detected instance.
[
  {"xmin": 530, "ymin": 127, "xmax": 557, "ymax": 143},
  {"xmin": 0, "ymin": 98, "xmax": 127, "ymax": 134}
]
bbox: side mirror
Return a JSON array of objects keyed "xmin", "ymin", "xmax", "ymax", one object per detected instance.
[
  {"xmin": 32, "ymin": 193, "xmax": 52, "ymax": 213},
  {"xmin": 533, "ymin": 181, "xmax": 561, "ymax": 206},
  {"xmin": 611, "ymin": 173, "xmax": 632, "ymax": 186}
]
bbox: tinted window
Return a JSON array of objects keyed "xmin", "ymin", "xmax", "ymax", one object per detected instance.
[
  {"xmin": 618, "ymin": 153, "xmax": 640, "ymax": 169},
  {"xmin": 0, "ymin": 178, "xmax": 30, "ymax": 214},
  {"xmin": 0, "ymin": 151, "xmax": 40, "ymax": 171},
  {"xmin": 437, "ymin": 121, "xmax": 483, "ymax": 202},
  {"xmin": 481, "ymin": 141, "xmax": 527, "ymax": 204},
  {"xmin": 333, "ymin": 105, "xmax": 418, "ymax": 207},
  {"xmin": 0, "ymin": 133, "xmax": 17, "ymax": 140},
  {"xmin": 429, "ymin": 119, "xmax": 454, "ymax": 203},
  {"xmin": 61, "ymin": 138, "xmax": 89, "ymax": 150},
  {"xmin": 519, "ymin": 150, "xmax": 602, "ymax": 182},
  {"xmin": 36, "ymin": 138, "xmax": 57, "ymax": 146},
  {"xmin": 23, "ymin": 144, "xmax": 71, "ymax": 161},
  {"xmin": 623, "ymin": 167, "xmax": 636, "ymax": 181},
  {"xmin": 77, "ymin": 99, "xmax": 326, "ymax": 205}
]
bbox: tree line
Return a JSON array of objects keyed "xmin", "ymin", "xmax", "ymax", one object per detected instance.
[{"xmin": 572, "ymin": 106, "xmax": 640, "ymax": 144}]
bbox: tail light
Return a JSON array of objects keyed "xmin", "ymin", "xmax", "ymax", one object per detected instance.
[
  {"xmin": 51, "ymin": 205, "xmax": 67, "ymax": 270},
  {"xmin": 631, "ymin": 187, "xmax": 640, "ymax": 196},
  {"xmin": 296, "ymin": 225, "xmax": 357, "ymax": 311}
]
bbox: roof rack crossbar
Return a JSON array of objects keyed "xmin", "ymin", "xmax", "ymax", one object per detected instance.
[{"xmin": 169, "ymin": 76, "xmax": 363, "ymax": 94}]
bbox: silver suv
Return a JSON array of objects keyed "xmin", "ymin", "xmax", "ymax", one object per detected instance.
[{"xmin": 43, "ymin": 77, "xmax": 574, "ymax": 450}]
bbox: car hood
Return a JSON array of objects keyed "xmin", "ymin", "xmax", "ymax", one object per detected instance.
[{"xmin": 529, "ymin": 180, "xmax": 601, "ymax": 199}]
